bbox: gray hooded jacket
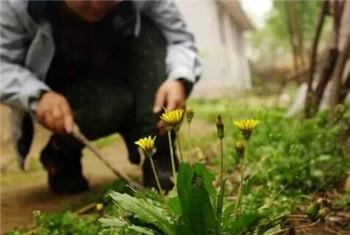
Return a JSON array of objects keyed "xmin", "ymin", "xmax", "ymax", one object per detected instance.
[{"xmin": 0, "ymin": 0, "xmax": 202, "ymax": 168}]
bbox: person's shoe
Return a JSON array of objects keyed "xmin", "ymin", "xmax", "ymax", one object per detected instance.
[
  {"xmin": 45, "ymin": 163, "xmax": 90, "ymax": 194},
  {"xmin": 49, "ymin": 175, "xmax": 89, "ymax": 194},
  {"xmin": 127, "ymin": 143, "xmax": 141, "ymax": 165},
  {"xmin": 143, "ymin": 158, "xmax": 174, "ymax": 191},
  {"xmin": 40, "ymin": 141, "xmax": 89, "ymax": 194}
]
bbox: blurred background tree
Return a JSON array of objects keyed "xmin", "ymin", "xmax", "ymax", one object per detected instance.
[{"xmin": 248, "ymin": 0, "xmax": 322, "ymax": 70}]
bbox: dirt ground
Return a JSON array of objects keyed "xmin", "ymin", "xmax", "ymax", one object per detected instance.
[
  {"xmin": 0, "ymin": 105, "xmax": 213, "ymax": 234},
  {"xmin": 0, "ymin": 123, "xmax": 142, "ymax": 234},
  {"xmin": 0, "ymin": 105, "xmax": 141, "ymax": 233}
]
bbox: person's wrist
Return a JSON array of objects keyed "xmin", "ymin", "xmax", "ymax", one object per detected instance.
[
  {"xmin": 28, "ymin": 90, "xmax": 48, "ymax": 114},
  {"xmin": 176, "ymin": 78, "xmax": 193, "ymax": 97}
]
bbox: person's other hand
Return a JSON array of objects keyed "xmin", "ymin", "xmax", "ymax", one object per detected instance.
[
  {"xmin": 153, "ymin": 80, "xmax": 186, "ymax": 134},
  {"xmin": 36, "ymin": 91, "xmax": 74, "ymax": 133}
]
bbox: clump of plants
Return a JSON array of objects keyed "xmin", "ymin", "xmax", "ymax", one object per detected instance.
[
  {"xmin": 10, "ymin": 103, "xmax": 349, "ymax": 235},
  {"xmin": 98, "ymin": 109, "xmax": 285, "ymax": 234},
  {"xmin": 9, "ymin": 211, "xmax": 101, "ymax": 235},
  {"xmin": 240, "ymin": 109, "xmax": 348, "ymax": 194}
]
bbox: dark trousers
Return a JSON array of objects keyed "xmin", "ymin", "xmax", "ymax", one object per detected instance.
[{"xmin": 41, "ymin": 18, "xmax": 176, "ymax": 188}]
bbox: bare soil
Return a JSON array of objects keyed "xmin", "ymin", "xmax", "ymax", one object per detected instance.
[
  {"xmin": 0, "ymin": 105, "xmax": 211, "ymax": 234},
  {"xmin": 0, "ymin": 106, "xmax": 140, "ymax": 233}
]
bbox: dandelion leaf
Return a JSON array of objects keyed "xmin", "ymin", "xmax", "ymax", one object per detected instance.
[
  {"xmin": 188, "ymin": 174, "xmax": 216, "ymax": 235},
  {"xmin": 193, "ymin": 163, "xmax": 216, "ymax": 197},
  {"xmin": 227, "ymin": 213, "xmax": 263, "ymax": 235},
  {"xmin": 176, "ymin": 162, "xmax": 216, "ymax": 235},
  {"xmin": 99, "ymin": 217, "xmax": 156, "ymax": 235},
  {"xmin": 109, "ymin": 192, "xmax": 175, "ymax": 235}
]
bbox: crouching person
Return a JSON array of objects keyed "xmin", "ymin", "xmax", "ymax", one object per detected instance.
[{"xmin": 0, "ymin": 0, "xmax": 201, "ymax": 194}]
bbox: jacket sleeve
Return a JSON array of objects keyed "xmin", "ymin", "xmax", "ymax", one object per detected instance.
[
  {"xmin": 0, "ymin": 0, "xmax": 50, "ymax": 112},
  {"xmin": 140, "ymin": 0, "xmax": 202, "ymax": 83}
]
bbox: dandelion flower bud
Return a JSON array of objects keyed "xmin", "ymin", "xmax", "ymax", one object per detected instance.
[
  {"xmin": 318, "ymin": 208, "xmax": 327, "ymax": 220},
  {"xmin": 96, "ymin": 203, "xmax": 104, "ymax": 212},
  {"xmin": 306, "ymin": 201, "xmax": 321, "ymax": 222},
  {"xmin": 316, "ymin": 197, "xmax": 331, "ymax": 207},
  {"xmin": 33, "ymin": 210, "xmax": 41, "ymax": 217},
  {"xmin": 186, "ymin": 109, "xmax": 194, "ymax": 124},
  {"xmin": 216, "ymin": 115, "xmax": 224, "ymax": 139},
  {"xmin": 234, "ymin": 141, "xmax": 246, "ymax": 158}
]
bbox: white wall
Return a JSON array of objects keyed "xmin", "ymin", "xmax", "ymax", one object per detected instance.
[{"xmin": 175, "ymin": 0, "xmax": 252, "ymax": 98}]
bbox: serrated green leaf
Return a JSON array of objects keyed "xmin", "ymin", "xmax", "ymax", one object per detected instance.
[
  {"xmin": 109, "ymin": 192, "xmax": 175, "ymax": 235},
  {"xmin": 193, "ymin": 163, "xmax": 216, "ymax": 197},
  {"xmin": 99, "ymin": 218, "xmax": 126, "ymax": 227},
  {"xmin": 99, "ymin": 217, "xmax": 156, "ymax": 235}
]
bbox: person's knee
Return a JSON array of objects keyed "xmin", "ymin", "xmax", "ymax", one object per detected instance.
[{"xmin": 74, "ymin": 88, "xmax": 134, "ymax": 139}]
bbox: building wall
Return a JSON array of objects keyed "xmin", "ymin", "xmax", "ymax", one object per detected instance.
[{"xmin": 175, "ymin": 0, "xmax": 252, "ymax": 98}]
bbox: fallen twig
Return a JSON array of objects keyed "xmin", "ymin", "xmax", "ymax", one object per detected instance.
[
  {"xmin": 287, "ymin": 214, "xmax": 309, "ymax": 220},
  {"xmin": 75, "ymin": 202, "xmax": 97, "ymax": 215}
]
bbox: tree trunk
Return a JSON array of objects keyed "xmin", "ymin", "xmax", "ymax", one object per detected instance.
[
  {"xmin": 305, "ymin": 0, "xmax": 329, "ymax": 118},
  {"xmin": 329, "ymin": 32, "xmax": 350, "ymax": 118},
  {"xmin": 313, "ymin": 2, "xmax": 343, "ymax": 112},
  {"xmin": 313, "ymin": 48, "xmax": 339, "ymax": 111},
  {"xmin": 339, "ymin": 71, "xmax": 350, "ymax": 103},
  {"xmin": 284, "ymin": 1, "xmax": 299, "ymax": 72}
]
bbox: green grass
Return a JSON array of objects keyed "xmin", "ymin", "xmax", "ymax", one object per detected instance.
[
  {"xmin": 9, "ymin": 98, "xmax": 350, "ymax": 235},
  {"xmin": 187, "ymin": 98, "xmax": 349, "ymax": 217}
]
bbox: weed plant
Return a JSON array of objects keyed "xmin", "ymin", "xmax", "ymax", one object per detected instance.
[{"xmin": 9, "ymin": 101, "xmax": 349, "ymax": 235}]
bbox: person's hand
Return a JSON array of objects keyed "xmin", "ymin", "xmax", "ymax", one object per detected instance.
[
  {"xmin": 36, "ymin": 91, "xmax": 74, "ymax": 133},
  {"xmin": 153, "ymin": 79, "xmax": 186, "ymax": 113},
  {"xmin": 153, "ymin": 80, "xmax": 186, "ymax": 134}
]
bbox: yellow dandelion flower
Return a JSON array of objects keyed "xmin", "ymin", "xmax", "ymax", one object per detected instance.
[
  {"xmin": 160, "ymin": 109, "xmax": 185, "ymax": 131},
  {"xmin": 233, "ymin": 119, "xmax": 259, "ymax": 140},
  {"xmin": 135, "ymin": 136, "xmax": 156, "ymax": 157},
  {"xmin": 96, "ymin": 203, "xmax": 104, "ymax": 212},
  {"xmin": 33, "ymin": 210, "xmax": 41, "ymax": 217}
]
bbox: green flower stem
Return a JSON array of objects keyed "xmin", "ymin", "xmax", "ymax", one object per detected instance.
[
  {"xmin": 234, "ymin": 149, "xmax": 246, "ymax": 218},
  {"xmin": 168, "ymin": 131, "xmax": 177, "ymax": 186},
  {"xmin": 176, "ymin": 132, "xmax": 184, "ymax": 162},
  {"xmin": 216, "ymin": 137, "xmax": 225, "ymax": 234},
  {"xmin": 187, "ymin": 123, "xmax": 193, "ymax": 159},
  {"xmin": 220, "ymin": 138, "xmax": 224, "ymax": 182},
  {"xmin": 148, "ymin": 155, "xmax": 164, "ymax": 198},
  {"xmin": 188, "ymin": 122, "xmax": 191, "ymax": 138},
  {"xmin": 239, "ymin": 155, "xmax": 246, "ymax": 215}
]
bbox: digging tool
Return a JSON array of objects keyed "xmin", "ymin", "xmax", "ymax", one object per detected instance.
[{"xmin": 71, "ymin": 124, "xmax": 143, "ymax": 190}]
